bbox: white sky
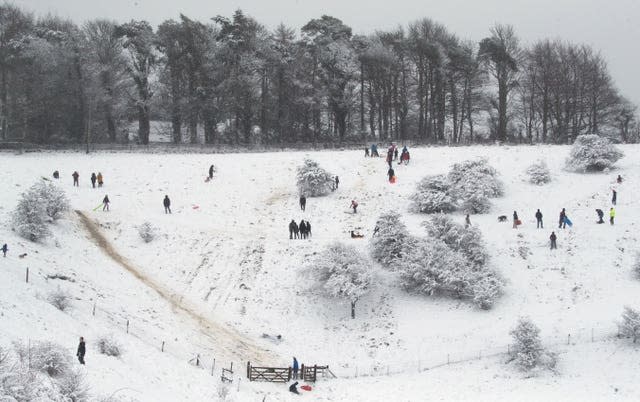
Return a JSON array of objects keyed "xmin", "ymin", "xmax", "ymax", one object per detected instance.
[{"xmin": 17, "ymin": 0, "xmax": 640, "ymax": 106}]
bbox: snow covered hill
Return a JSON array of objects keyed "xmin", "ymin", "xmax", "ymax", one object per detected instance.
[{"xmin": 1, "ymin": 144, "xmax": 640, "ymax": 401}]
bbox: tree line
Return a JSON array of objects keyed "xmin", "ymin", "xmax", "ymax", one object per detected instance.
[{"xmin": 0, "ymin": 4, "xmax": 637, "ymax": 146}]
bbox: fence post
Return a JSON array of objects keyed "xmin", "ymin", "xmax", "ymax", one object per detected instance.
[
  {"xmin": 211, "ymin": 362, "xmax": 214, "ymax": 376},
  {"xmin": 161, "ymin": 341, "xmax": 164, "ymax": 352},
  {"xmin": 447, "ymin": 354, "xmax": 450, "ymax": 365},
  {"xmin": 247, "ymin": 362, "xmax": 251, "ymax": 381},
  {"xmin": 237, "ymin": 377, "xmax": 241, "ymax": 392},
  {"xmin": 591, "ymin": 328, "xmax": 594, "ymax": 342},
  {"xmin": 92, "ymin": 302, "xmax": 96, "ymax": 316},
  {"xmin": 567, "ymin": 334, "xmax": 571, "ymax": 345},
  {"xmin": 213, "ymin": 358, "xmax": 216, "ymax": 372},
  {"xmin": 25, "ymin": 267, "xmax": 29, "ymax": 283},
  {"xmin": 126, "ymin": 319, "xmax": 129, "ymax": 334},
  {"xmin": 507, "ymin": 344, "xmax": 510, "ymax": 355},
  {"xmin": 196, "ymin": 354, "xmax": 200, "ymax": 367}
]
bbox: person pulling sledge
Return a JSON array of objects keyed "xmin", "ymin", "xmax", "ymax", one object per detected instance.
[
  {"xmin": 102, "ymin": 195, "xmax": 110, "ymax": 211},
  {"xmin": 596, "ymin": 208, "xmax": 604, "ymax": 224},
  {"xmin": 350, "ymin": 200, "xmax": 358, "ymax": 214}
]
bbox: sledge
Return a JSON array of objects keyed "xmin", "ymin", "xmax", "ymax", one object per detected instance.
[
  {"xmin": 564, "ymin": 217, "xmax": 573, "ymax": 227},
  {"xmin": 192, "ymin": 205, "xmax": 200, "ymax": 210},
  {"xmin": 300, "ymin": 385, "xmax": 312, "ymax": 391},
  {"xmin": 515, "ymin": 219, "xmax": 522, "ymax": 226},
  {"xmin": 389, "ymin": 176, "xmax": 397, "ymax": 184},
  {"xmin": 92, "ymin": 203, "xmax": 104, "ymax": 211}
]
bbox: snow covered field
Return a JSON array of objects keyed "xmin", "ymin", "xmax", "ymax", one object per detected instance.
[{"xmin": 1, "ymin": 144, "xmax": 640, "ymax": 401}]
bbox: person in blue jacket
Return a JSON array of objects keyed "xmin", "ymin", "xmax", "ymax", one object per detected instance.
[{"xmin": 292, "ymin": 357, "xmax": 299, "ymax": 380}]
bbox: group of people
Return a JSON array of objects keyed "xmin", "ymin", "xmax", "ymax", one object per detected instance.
[
  {"xmin": 289, "ymin": 219, "xmax": 312, "ymax": 239},
  {"xmin": 90, "ymin": 172, "xmax": 104, "ymax": 188},
  {"xmin": 68, "ymin": 171, "xmax": 104, "ymax": 188}
]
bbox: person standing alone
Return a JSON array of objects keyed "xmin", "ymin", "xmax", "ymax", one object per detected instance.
[
  {"xmin": 292, "ymin": 357, "xmax": 299, "ymax": 380},
  {"xmin": 163, "ymin": 195, "xmax": 171, "ymax": 214},
  {"xmin": 550, "ymin": 232, "xmax": 557, "ymax": 250},
  {"xmin": 535, "ymin": 209, "xmax": 543, "ymax": 229},
  {"xmin": 90, "ymin": 173, "xmax": 97, "ymax": 188},
  {"xmin": 72, "ymin": 171, "xmax": 79, "ymax": 187},
  {"xmin": 299, "ymin": 195, "xmax": 306, "ymax": 211},
  {"xmin": 76, "ymin": 337, "xmax": 86, "ymax": 365},
  {"xmin": 612, "ymin": 189, "xmax": 617, "ymax": 205}
]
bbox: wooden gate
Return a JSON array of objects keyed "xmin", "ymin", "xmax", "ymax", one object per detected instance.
[{"xmin": 246, "ymin": 362, "xmax": 291, "ymax": 383}]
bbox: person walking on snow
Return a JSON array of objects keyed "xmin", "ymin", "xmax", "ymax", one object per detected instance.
[
  {"xmin": 351, "ymin": 200, "xmax": 358, "ymax": 214},
  {"xmin": 299, "ymin": 195, "xmax": 306, "ymax": 211},
  {"xmin": 559, "ymin": 208, "xmax": 567, "ymax": 229},
  {"xmin": 90, "ymin": 173, "xmax": 97, "ymax": 188},
  {"xmin": 163, "ymin": 195, "xmax": 171, "ymax": 214},
  {"xmin": 306, "ymin": 221, "xmax": 311, "ymax": 238},
  {"xmin": 365, "ymin": 147, "xmax": 370, "ymax": 157},
  {"xmin": 1, "ymin": 243, "xmax": 7, "ymax": 257},
  {"xmin": 535, "ymin": 209, "xmax": 543, "ymax": 229},
  {"xmin": 72, "ymin": 171, "xmax": 79, "ymax": 187},
  {"xmin": 512, "ymin": 211, "xmax": 519, "ymax": 229},
  {"xmin": 610, "ymin": 207, "xmax": 615, "ymax": 225},
  {"xmin": 97, "ymin": 172, "xmax": 103, "ymax": 187},
  {"xmin": 299, "ymin": 220, "xmax": 307, "ymax": 239},
  {"xmin": 596, "ymin": 208, "xmax": 604, "ymax": 224},
  {"xmin": 289, "ymin": 220, "xmax": 298, "ymax": 239},
  {"xmin": 335, "ymin": 176, "xmax": 340, "ymax": 190},
  {"xmin": 77, "ymin": 337, "xmax": 86, "ymax": 365},
  {"xmin": 209, "ymin": 165, "xmax": 215, "ymax": 180},
  {"xmin": 612, "ymin": 189, "xmax": 617, "ymax": 205},
  {"xmin": 292, "ymin": 357, "xmax": 299, "ymax": 380},
  {"xmin": 465, "ymin": 214, "xmax": 471, "ymax": 228},
  {"xmin": 550, "ymin": 232, "xmax": 557, "ymax": 250},
  {"xmin": 102, "ymin": 195, "xmax": 110, "ymax": 211}
]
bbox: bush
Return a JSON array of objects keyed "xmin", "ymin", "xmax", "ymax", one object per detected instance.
[
  {"xmin": 460, "ymin": 195, "xmax": 492, "ymax": 214},
  {"xmin": 34, "ymin": 180, "xmax": 70, "ymax": 221},
  {"xmin": 96, "ymin": 336, "xmax": 123, "ymax": 357},
  {"xmin": 308, "ymin": 242, "xmax": 372, "ymax": 319},
  {"xmin": 410, "ymin": 175, "xmax": 456, "ymax": 214},
  {"xmin": 423, "ymin": 214, "xmax": 489, "ymax": 269},
  {"xmin": 296, "ymin": 158, "xmax": 335, "ymax": 197},
  {"xmin": 369, "ymin": 212, "xmax": 418, "ymax": 270},
  {"xmin": 48, "ymin": 288, "xmax": 72, "ymax": 311},
  {"xmin": 565, "ymin": 134, "xmax": 624, "ymax": 172},
  {"xmin": 618, "ymin": 306, "xmax": 640, "ymax": 343},
  {"xmin": 57, "ymin": 369, "xmax": 89, "ymax": 402},
  {"xmin": 526, "ymin": 160, "xmax": 552, "ymax": 185},
  {"xmin": 12, "ymin": 189, "xmax": 51, "ymax": 242},
  {"xmin": 138, "ymin": 222, "xmax": 157, "ymax": 243},
  {"xmin": 448, "ymin": 158, "xmax": 503, "ymax": 200},
  {"xmin": 509, "ymin": 317, "xmax": 543, "ymax": 371},
  {"xmin": 14, "ymin": 340, "xmax": 71, "ymax": 378}
]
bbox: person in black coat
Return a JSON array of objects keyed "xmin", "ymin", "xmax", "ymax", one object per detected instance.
[
  {"xmin": 306, "ymin": 221, "xmax": 311, "ymax": 238},
  {"xmin": 550, "ymin": 232, "xmax": 557, "ymax": 250},
  {"xmin": 559, "ymin": 208, "xmax": 566, "ymax": 229},
  {"xmin": 53, "ymin": 170, "xmax": 59, "ymax": 179},
  {"xmin": 163, "ymin": 195, "xmax": 171, "ymax": 214},
  {"xmin": 612, "ymin": 189, "xmax": 617, "ymax": 205},
  {"xmin": 77, "ymin": 336, "xmax": 86, "ymax": 364},
  {"xmin": 2, "ymin": 243, "xmax": 7, "ymax": 257},
  {"xmin": 299, "ymin": 195, "xmax": 306, "ymax": 211},
  {"xmin": 596, "ymin": 208, "xmax": 604, "ymax": 224},
  {"xmin": 102, "ymin": 195, "xmax": 110, "ymax": 211},
  {"xmin": 209, "ymin": 165, "xmax": 215, "ymax": 179},
  {"xmin": 90, "ymin": 173, "xmax": 97, "ymax": 188},
  {"xmin": 299, "ymin": 220, "xmax": 307, "ymax": 239},
  {"xmin": 335, "ymin": 176, "xmax": 340, "ymax": 189},
  {"xmin": 289, "ymin": 220, "xmax": 298, "ymax": 239},
  {"xmin": 72, "ymin": 171, "xmax": 79, "ymax": 186},
  {"xmin": 289, "ymin": 381, "xmax": 299, "ymax": 394},
  {"xmin": 535, "ymin": 209, "xmax": 543, "ymax": 229},
  {"xmin": 512, "ymin": 211, "xmax": 519, "ymax": 229}
]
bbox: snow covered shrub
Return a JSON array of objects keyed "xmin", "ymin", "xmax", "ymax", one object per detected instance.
[
  {"xmin": 509, "ymin": 317, "xmax": 543, "ymax": 371},
  {"xmin": 460, "ymin": 194, "xmax": 492, "ymax": 214},
  {"xmin": 138, "ymin": 221, "xmax": 157, "ymax": 243},
  {"xmin": 410, "ymin": 175, "xmax": 456, "ymax": 213},
  {"xmin": 618, "ymin": 306, "xmax": 640, "ymax": 343},
  {"xmin": 296, "ymin": 158, "xmax": 335, "ymax": 197},
  {"xmin": 448, "ymin": 158, "xmax": 504, "ymax": 201},
  {"xmin": 57, "ymin": 369, "xmax": 89, "ymax": 402},
  {"xmin": 97, "ymin": 336, "xmax": 123, "ymax": 357},
  {"xmin": 370, "ymin": 212, "xmax": 417, "ymax": 269},
  {"xmin": 308, "ymin": 242, "xmax": 372, "ymax": 319},
  {"xmin": 424, "ymin": 214, "xmax": 489, "ymax": 269},
  {"xmin": 11, "ymin": 188, "xmax": 51, "ymax": 242},
  {"xmin": 565, "ymin": 134, "xmax": 624, "ymax": 172},
  {"xmin": 48, "ymin": 288, "xmax": 72, "ymax": 311},
  {"xmin": 14, "ymin": 340, "xmax": 71, "ymax": 378},
  {"xmin": 33, "ymin": 180, "xmax": 70, "ymax": 221},
  {"xmin": 526, "ymin": 160, "xmax": 552, "ymax": 185}
]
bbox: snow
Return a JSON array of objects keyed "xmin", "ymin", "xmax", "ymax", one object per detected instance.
[{"xmin": 1, "ymin": 144, "xmax": 640, "ymax": 401}]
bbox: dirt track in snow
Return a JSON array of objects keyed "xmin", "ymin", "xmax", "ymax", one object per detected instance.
[{"xmin": 75, "ymin": 210, "xmax": 276, "ymax": 365}]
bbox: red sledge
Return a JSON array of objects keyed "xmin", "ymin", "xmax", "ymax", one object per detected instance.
[{"xmin": 300, "ymin": 385, "xmax": 312, "ymax": 391}]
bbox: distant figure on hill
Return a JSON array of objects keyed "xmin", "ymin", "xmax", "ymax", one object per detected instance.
[
  {"xmin": 617, "ymin": 175, "xmax": 623, "ymax": 184},
  {"xmin": 76, "ymin": 337, "xmax": 86, "ymax": 365},
  {"xmin": 465, "ymin": 214, "xmax": 471, "ymax": 228},
  {"xmin": 163, "ymin": 195, "xmax": 171, "ymax": 214},
  {"xmin": 1, "ymin": 243, "xmax": 7, "ymax": 257},
  {"xmin": 559, "ymin": 208, "xmax": 567, "ymax": 229},
  {"xmin": 350, "ymin": 200, "xmax": 358, "ymax": 214},
  {"xmin": 612, "ymin": 189, "xmax": 617, "ymax": 205},
  {"xmin": 72, "ymin": 171, "xmax": 79, "ymax": 187},
  {"xmin": 610, "ymin": 207, "xmax": 615, "ymax": 225},
  {"xmin": 53, "ymin": 170, "xmax": 59, "ymax": 179},
  {"xmin": 289, "ymin": 220, "xmax": 299, "ymax": 239},
  {"xmin": 512, "ymin": 211, "xmax": 519, "ymax": 229},
  {"xmin": 299, "ymin": 195, "xmax": 306, "ymax": 211},
  {"xmin": 209, "ymin": 164, "xmax": 215, "ymax": 180},
  {"xmin": 364, "ymin": 147, "xmax": 370, "ymax": 157},
  {"xmin": 102, "ymin": 195, "xmax": 110, "ymax": 211},
  {"xmin": 292, "ymin": 357, "xmax": 299, "ymax": 380},
  {"xmin": 535, "ymin": 209, "xmax": 543, "ymax": 229},
  {"xmin": 90, "ymin": 173, "xmax": 97, "ymax": 188},
  {"xmin": 97, "ymin": 172, "xmax": 103, "ymax": 187},
  {"xmin": 335, "ymin": 176, "xmax": 339, "ymax": 190},
  {"xmin": 549, "ymin": 232, "xmax": 557, "ymax": 250},
  {"xmin": 596, "ymin": 209, "xmax": 604, "ymax": 224}
]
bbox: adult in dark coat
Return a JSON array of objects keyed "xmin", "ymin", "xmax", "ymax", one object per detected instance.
[
  {"xmin": 1, "ymin": 243, "xmax": 7, "ymax": 257},
  {"xmin": 299, "ymin": 195, "xmax": 306, "ymax": 211},
  {"xmin": 596, "ymin": 209, "xmax": 604, "ymax": 224},
  {"xmin": 77, "ymin": 337, "xmax": 86, "ymax": 364},
  {"xmin": 292, "ymin": 357, "xmax": 299, "ymax": 380},
  {"xmin": 90, "ymin": 173, "xmax": 97, "ymax": 188},
  {"xmin": 289, "ymin": 220, "xmax": 298, "ymax": 240},
  {"xmin": 102, "ymin": 195, "xmax": 110, "ymax": 211},
  {"xmin": 209, "ymin": 165, "xmax": 215, "ymax": 179},
  {"xmin": 612, "ymin": 189, "xmax": 617, "ymax": 205},
  {"xmin": 550, "ymin": 232, "xmax": 557, "ymax": 250},
  {"xmin": 559, "ymin": 208, "xmax": 566, "ymax": 229},
  {"xmin": 535, "ymin": 209, "xmax": 543, "ymax": 229},
  {"xmin": 299, "ymin": 220, "xmax": 307, "ymax": 239},
  {"xmin": 306, "ymin": 221, "xmax": 311, "ymax": 238},
  {"xmin": 163, "ymin": 195, "xmax": 171, "ymax": 214},
  {"xmin": 72, "ymin": 171, "xmax": 79, "ymax": 186},
  {"xmin": 289, "ymin": 381, "xmax": 299, "ymax": 394}
]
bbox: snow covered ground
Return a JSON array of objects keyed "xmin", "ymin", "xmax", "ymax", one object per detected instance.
[{"xmin": 1, "ymin": 144, "xmax": 640, "ymax": 401}]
